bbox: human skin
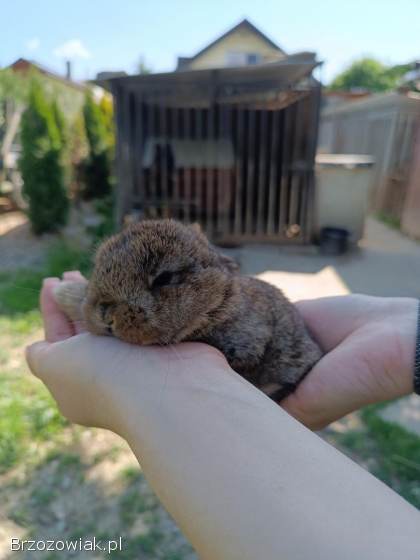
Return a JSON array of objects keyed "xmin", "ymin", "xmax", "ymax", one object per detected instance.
[
  {"xmin": 284, "ymin": 295, "xmax": 418, "ymax": 429},
  {"xmin": 25, "ymin": 274, "xmax": 420, "ymax": 559}
]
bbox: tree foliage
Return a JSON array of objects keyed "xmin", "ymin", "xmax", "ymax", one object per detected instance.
[
  {"xmin": 0, "ymin": 68, "xmax": 30, "ymax": 104},
  {"xmin": 82, "ymin": 92, "xmax": 113, "ymax": 199},
  {"xmin": 19, "ymin": 82, "xmax": 69, "ymax": 234},
  {"xmin": 329, "ymin": 58, "xmax": 412, "ymax": 93}
]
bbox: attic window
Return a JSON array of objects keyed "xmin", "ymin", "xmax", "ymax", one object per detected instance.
[
  {"xmin": 247, "ymin": 53, "xmax": 261, "ymax": 65},
  {"xmin": 225, "ymin": 52, "xmax": 261, "ymax": 67}
]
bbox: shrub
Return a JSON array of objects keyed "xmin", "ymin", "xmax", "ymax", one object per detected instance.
[
  {"xmin": 68, "ymin": 112, "xmax": 89, "ymax": 200},
  {"xmin": 19, "ymin": 82, "xmax": 69, "ymax": 234},
  {"xmin": 82, "ymin": 92, "xmax": 112, "ymax": 199}
]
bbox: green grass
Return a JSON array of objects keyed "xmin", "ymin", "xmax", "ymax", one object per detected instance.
[
  {"xmin": 0, "ymin": 367, "xmax": 67, "ymax": 473},
  {"xmin": 333, "ymin": 404, "xmax": 420, "ymax": 509},
  {"xmin": 376, "ymin": 212, "xmax": 401, "ymax": 230},
  {"xmin": 119, "ymin": 484, "xmax": 158, "ymax": 526},
  {"xmin": 0, "ymin": 215, "xmax": 196, "ymax": 558},
  {"xmin": 0, "ymin": 239, "xmax": 92, "ymax": 317},
  {"xmin": 0, "ymin": 239, "xmax": 92, "ymax": 473}
]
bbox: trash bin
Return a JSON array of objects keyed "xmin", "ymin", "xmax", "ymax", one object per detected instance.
[{"xmin": 315, "ymin": 154, "xmax": 375, "ymax": 244}]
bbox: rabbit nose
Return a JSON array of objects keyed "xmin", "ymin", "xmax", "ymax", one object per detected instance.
[{"xmin": 99, "ymin": 303, "xmax": 109, "ymax": 319}]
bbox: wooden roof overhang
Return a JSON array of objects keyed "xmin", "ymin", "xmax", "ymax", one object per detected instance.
[{"xmin": 110, "ymin": 59, "xmax": 320, "ymax": 110}]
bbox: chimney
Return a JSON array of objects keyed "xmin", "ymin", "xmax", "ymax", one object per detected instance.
[{"xmin": 65, "ymin": 60, "xmax": 72, "ymax": 80}]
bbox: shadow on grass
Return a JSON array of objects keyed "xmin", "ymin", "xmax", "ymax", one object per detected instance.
[{"xmin": 2, "ymin": 432, "xmax": 195, "ymax": 560}]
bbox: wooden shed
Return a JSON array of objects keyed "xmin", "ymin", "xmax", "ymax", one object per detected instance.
[{"xmin": 111, "ymin": 57, "xmax": 321, "ymax": 244}]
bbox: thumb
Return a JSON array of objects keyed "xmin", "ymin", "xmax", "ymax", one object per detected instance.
[{"xmin": 25, "ymin": 341, "xmax": 51, "ymax": 379}]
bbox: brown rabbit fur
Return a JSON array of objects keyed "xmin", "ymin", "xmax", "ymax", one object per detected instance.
[{"xmin": 55, "ymin": 219, "xmax": 322, "ymax": 401}]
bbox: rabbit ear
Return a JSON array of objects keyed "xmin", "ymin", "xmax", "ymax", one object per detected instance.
[
  {"xmin": 188, "ymin": 222, "xmax": 210, "ymax": 245},
  {"xmin": 188, "ymin": 222, "xmax": 203, "ymax": 235}
]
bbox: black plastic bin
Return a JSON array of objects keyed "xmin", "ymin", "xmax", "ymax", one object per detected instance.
[{"xmin": 319, "ymin": 227, "xmax": 350, "ymax": 255}]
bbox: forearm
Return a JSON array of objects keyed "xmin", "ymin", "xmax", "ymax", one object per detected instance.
[{"xmin": 118, "ymin": 349, "xmax": 420, "ymax": 560}]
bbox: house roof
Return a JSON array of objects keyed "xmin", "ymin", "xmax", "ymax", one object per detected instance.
[
  {"xmin": 177, "ymin": 18, "xmax": 285, "ymax": 70},
  {"xmin": 8, "ymin": 58, "xmax": 87, "ymax": 93}
]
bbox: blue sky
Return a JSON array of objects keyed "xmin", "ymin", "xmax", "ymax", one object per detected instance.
[{"xmin": 2, "ymin": 0, "xmax": 419, "ymax": 84}]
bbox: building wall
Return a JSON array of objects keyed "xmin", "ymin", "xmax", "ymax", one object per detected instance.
[
  {"xmin": 11, "ymin": 60, "xmax": 86, "ymax": 121},
  {"xmin": 41, "ymin": 78, "xmax": 86, "ymax": 120},
  {"xmin": 401, "ymin": 120, "xmax": 420, "ymax": 239},
  {"xmin": 319, "ymin": 92, "xmax": 420, "ymax": 217},
  {"xmin": 188, "ymin": 28, "xmax": 285, "ymax": 70}
]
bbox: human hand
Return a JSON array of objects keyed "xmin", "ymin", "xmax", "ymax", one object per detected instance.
[
  {"xmin": 25, "ymin": 273, "xmax": 227, "ymax": 436},
  {"xmin": 282, "ymin": 295, "xmax": 418, "ymax": 429}
]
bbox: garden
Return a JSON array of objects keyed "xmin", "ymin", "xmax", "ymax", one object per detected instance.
[{"xmin": 0, "ymin": 69, "xmax": 419, "ymax": 559}]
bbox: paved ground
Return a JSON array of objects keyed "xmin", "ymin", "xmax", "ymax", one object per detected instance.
[{"xmin": 227, "ymin": 216, "xmax": 420, "ymax": 299}]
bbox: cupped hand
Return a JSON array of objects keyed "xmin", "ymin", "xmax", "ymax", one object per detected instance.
[
  {"xmin": 25, "ymin": 273, "xmax": 227, "ymax": 436},
  {"xmin": 26, "ymin": 274, "xmax": 418, "ymax": 433},
  {"xmin": 282, "ymin": 295, "xmax": 418, "ymax": 429}
]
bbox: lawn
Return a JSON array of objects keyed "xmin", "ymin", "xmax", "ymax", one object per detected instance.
[
  {"xmin": 0, "ymin": 241, "xmax": 195, "ymax": 559},
  {"xmin": 0, "ymin": 239, "xmax": 419, "ymax": 559}
]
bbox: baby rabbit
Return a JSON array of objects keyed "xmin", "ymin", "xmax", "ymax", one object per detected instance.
[{"xmin": 54, "ymin": 220, "xmax": 322, "ymax": 401}]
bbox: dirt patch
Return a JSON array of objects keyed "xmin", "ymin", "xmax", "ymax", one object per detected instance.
[{"xmin": 0, "ymin": 212, "xmax": 54, "ymax": 272}]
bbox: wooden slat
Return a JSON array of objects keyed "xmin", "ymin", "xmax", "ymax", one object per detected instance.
[
  {"xmin": 222, "ymin": 104, "xmax": 232, "ymax": 237},
  {"xmin": 279, "ymin": 105, "xmax": 291, "ymax": 236},
  {"xmin": 298, "ymin": 95, "xmax": 309, "ymax": 241},
  {"xmin": 134, "ymin": 95, "xmax": 144, "ymax": 216},
  {"xmin": 256, "ymin": 109, "xmax": 268, "ymax": 234},
  {"xmin": 245, "ymin": 109, "xmax": 256, "ymax": 235},
  {"xmin": 194, "ymin": 108, "xmax": 203, "ymax": 228},
  {"xmin": 217, "ymin": 103, "xmax": 228, "ymax": 236},
  {"xmin": 160, "ymin": 102, "xmax": 169, "ymax": 218},
  {"xmin": 233, "ymin": 106, "xmax": 244, "ymax": 236},
  {"xmin": 288, "ymin": 100, "xmax": 301, "ymax": 232},
  {"xmin": 113, "ymin": 85, "xmax": 126, "ymax": 226},
  {"xmin": 171, "ymin": 106, "xmax": 180, "ymax": 220},
  {"xmin": 303, "ymin": 85, "xmax": 321, "ymax": 242},
  {"xmin": 122, "ymin": 89, "xmax": 135, "ymax": 223},
  {"xmin": 148, "ymin": 101, "xmax": 158, "ymax": 218},
  {"xmin": 206, "ymin": 104, "xmax": 215, "ymax": 237},
  {"xmin": 183, "ymin": 108, "xmax": 191, "ymax": 223},
  {"xmin": 266, "ymin": 110, "xmax": 280, "ymax": 235}
]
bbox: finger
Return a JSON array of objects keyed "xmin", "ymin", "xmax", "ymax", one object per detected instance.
[
  {"xmin": 281, "ymin": 340, "xmax": 379, "ymax": 430},
  {"xmin": 41, "ymin": 278, "xmax": 74, "ymax": 342},
  {"xmin": 25, "ymin": 341, "xmax": 51, "ymax": 379},
  {"xmin": 63, "ymin": 270, "xmax": 87, "ymax": 282},
  {"xmin": 61, "ymin": 272, "xmax": 88, "ymax": 334},
  {"xmin": 296, "ymin": 295, "xmax": 381, "ymax": 352}
]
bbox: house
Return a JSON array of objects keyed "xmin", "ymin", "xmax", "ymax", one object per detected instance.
[
  {"xmin": 1, "ymin": 59, "xmax": 89, "ymax": 207},
  {"xmin": 8, "ymin": 58, "xmax": 87, "ymax": 119},
  {"xmin": 176, "ymin": 18, "xmax": 287, "ymax": 71}
]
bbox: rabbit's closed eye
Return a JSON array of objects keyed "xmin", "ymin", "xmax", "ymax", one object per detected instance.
[
  {"xmin": 152, "ymin": 270, "xmax": 177, "ymax": 288},
  {"xmin": 151, "ymin": 265, "xmax": 196, "ymax": 289}
]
